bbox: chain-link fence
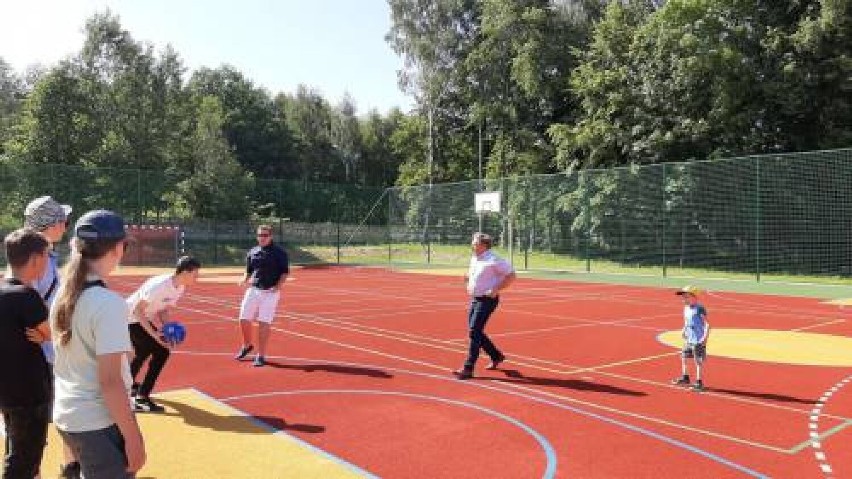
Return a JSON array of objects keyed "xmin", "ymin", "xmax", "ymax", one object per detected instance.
[
  {"xmin": 2, "ymin": 148, "xmax": 851, "ymax": 281},
  {"xmin": 386, "ymin": 148, "xmax": 852, "ymax": 280}
]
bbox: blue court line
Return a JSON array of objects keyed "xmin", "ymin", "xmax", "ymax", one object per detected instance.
[
  {"xmin": 179, "ymin": 351, "xmax": 769, "ymax": 478},
  {"xmin": 221, "ymin": 389, "xmax": 557, "ymax": 479}
]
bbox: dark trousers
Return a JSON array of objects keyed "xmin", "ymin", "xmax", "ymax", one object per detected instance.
[
  {"xmin": 129, "ymin": 323, "xmax": 170, "ymax": 398},
  {"xmin": 2, "ymin": 402, "xmax": 49, "ymax": 479},
  {"xmin": 463, "ymin": 296, "xmax": 503, "ymax": 370}
]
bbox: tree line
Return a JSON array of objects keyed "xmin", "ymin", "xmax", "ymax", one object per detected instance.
[{"xmin": 1, "ymin": 1, "xmax": 850, "ymax": 221}]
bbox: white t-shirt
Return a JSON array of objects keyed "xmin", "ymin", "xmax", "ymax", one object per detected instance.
[
  {"xmin": 52, "ymin": 277, "xmax": 133, "ymax": 432},
  {"xmin": 126, "ymin": 274, "xmax": 184, "ymax": 324},
  {"xmin": 467, "ymin": 249, "xmax": 514, "ymax": 297}
]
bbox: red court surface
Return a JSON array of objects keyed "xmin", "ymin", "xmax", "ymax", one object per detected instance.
[{"xmin": 111, "ymin": 266, "xmax": 852, "ymax": 478}]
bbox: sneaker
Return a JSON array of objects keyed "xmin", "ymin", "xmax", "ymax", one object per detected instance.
[
  {"xmin": 692, "ymin": 381, "xmax": 705, "ymax": 392},
  {"xmin": 134, "ymin": 397, "xmax": 166, "ymax": 413},
  {"xmin": 453, "ymin": 368, "xmax": 473, "ymax": 380},
  {"xmin": 671, "ymin": 375, "xmax": 690, "ymax": 386},
  {"xmin": 486, "ymin": 354, "xmax": 506, "ymax": 370},
  {"xmin": 253, "ymin": 355, "xmax": 266, "ymax": 367},
  {"xmin": 59, "ymin": 461, "xmax": 81, "ymax": 479},
  {"xmin": 234, "ymin": 344, "xmax": 254, "ymax": 360}
]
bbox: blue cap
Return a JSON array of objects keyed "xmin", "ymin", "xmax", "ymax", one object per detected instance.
[{"xmin": 74, "ymin": 210, "xmax": 126, "ymax": 241}]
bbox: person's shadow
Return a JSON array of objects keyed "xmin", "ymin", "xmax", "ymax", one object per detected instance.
[
  {"xmin": 154, "ymin": 397, "xmax": 325, "ymax": 435},
  {"xmin": 483, "ymin": 369, "xmax": 647, "ymax": 396},
  {"xmin": 262, "ymin": 361, "xmax": 393, "ymax": 379},
  {"xmin": 708, "ymin": 387, "xmax": 815, "ymax": 405}
]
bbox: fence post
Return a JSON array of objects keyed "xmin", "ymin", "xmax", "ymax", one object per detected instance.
[
  {"xmin": 662, "ymin": 163, "xmax": 667, "ymax": 278},
  {"xmin": 755, "ymin": 157, "xmax": 761, "ymax": 282},
  {"xmin": 583, "ymin": 171, "xmax": 591, "ymax": 273},
  {"xmin": 386, "ymin": 190, "xmax": 392, "ymax": 265}
]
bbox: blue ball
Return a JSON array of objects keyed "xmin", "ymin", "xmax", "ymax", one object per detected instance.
[{"xmin": 162, "ymin": 321, "xmax": 186, "ymax": 345}]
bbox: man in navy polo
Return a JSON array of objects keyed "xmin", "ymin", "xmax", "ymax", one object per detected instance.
[{"xmin": 234, "ymin": 224, "xmax": 289, "ymax": 367}]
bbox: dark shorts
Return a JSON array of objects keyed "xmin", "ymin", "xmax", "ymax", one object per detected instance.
[
  {"xmin": 681, "ymin": 343, "xmax": 707, "ymax": 361},
  {"xmin": 59, "ymin": 424, "xmax": 135, "ymax": 479}
]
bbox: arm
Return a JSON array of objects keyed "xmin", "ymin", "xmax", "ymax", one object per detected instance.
[
  {"xmin": 97, "ymin": 353, "xmax": 146, "ymax": 472},
  {"xmin": 487, "ymin": 271, "xmax": 516, "ymax": 298},
  {"xmin": 133, "ymin": 298, "xmax": 169, "ymax": 347},
  {"xmin": 700, "ymin": 320, "xmax": 711, "ymax": 344},
  {"xmin": 271, "ymin": 249, "xmax": 289, "ymax": 292},
  {"xmin": 26, "ymin": 321, "xmax": 52, "ymax": 344}
]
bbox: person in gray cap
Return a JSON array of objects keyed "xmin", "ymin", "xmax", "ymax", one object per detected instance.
[
  {"xmin": 22, "ymin": 195, "xmax": 81, "ymax": 477},
  {"xmin": 23, "ymin": 195, "xmax": 72, "ymax": 358},
  {"xmin": 51, "ymin": 210, "xmax": 146, "ymax": 478}
]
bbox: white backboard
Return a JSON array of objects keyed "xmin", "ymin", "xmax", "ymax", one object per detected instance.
[{"xmin": 474, "ymin": 191, "xmax": 501, "ymax": 213}]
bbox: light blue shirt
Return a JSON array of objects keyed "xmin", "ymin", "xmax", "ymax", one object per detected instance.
[
  {"xmin": 683, "ymin": 303, "xmax": 707, "ymax": 345},
  {"xmin": 32, "ymin": 250, "xmax": 59, "ymax": 363}
]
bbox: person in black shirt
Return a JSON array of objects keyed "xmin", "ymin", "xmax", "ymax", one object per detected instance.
[
  {"xmin": 234, "ymin": 225, "xmax": 289, "ymax": 367},
  {"xmin": 1, "ymin": 228, "xmax": 51, "ymax": 478}
]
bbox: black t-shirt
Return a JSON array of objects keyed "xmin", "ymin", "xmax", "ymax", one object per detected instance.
[
  {"xmin": 0, "ymin": 278, "xmax": 50, "ymax": 408},
  {"xmin": 246, "ymin": 243, "xmax": 289, "ymax": 289}
]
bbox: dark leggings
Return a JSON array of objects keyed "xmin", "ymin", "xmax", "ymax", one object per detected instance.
[{"xmin": 129, "ymin": 323, "xmax": 170, "ymax": 398}]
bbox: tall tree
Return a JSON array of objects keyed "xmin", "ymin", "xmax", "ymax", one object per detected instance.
[{"xmin": 178, "ymin": 96, "xmax": 253, "ymax": 219}]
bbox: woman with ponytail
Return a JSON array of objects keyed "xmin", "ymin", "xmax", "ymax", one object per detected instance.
[{"xmin": 51, "ymin": 210, "xmax": 146, "ymax": 478}]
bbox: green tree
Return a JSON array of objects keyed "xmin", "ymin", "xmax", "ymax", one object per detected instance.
[{"xmin": 179, "ymin": 96, "xmax": 254, "ymax": 219}]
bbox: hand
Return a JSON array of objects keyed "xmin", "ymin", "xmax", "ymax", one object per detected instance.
[
  {"xmin": 26, "ymin": 328, "xmax": 45, "ymax": 344},
  {"xmin": 124, "ymin": 430, "xmax": 146, "ymax": 473}
]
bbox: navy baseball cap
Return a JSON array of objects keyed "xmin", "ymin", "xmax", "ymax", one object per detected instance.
[{"xmin": 74, "ymin": 210, "xmax": 127, "ymax": 241}]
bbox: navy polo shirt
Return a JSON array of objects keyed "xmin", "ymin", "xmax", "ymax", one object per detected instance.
[{"xmin": 246, "ymin": 242, "xmax": 289, "ymax": 289}]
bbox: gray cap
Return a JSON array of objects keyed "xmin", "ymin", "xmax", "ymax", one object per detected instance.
[
  {"xmin": 74, "ymin": 210, "xmax": 126, "ymax": 241},
  {"xmin": 24, "ymin": 196, "xmax": 72, "ymax": 230}
]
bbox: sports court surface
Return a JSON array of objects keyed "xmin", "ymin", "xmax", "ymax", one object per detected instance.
[{"xmin": 19, "ymin": 265, "xmax": 852, "ymax": 477}]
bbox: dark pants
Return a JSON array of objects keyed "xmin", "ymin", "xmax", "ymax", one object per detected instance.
[
  {"xmin": 463, "ymin": 296, "xmax": 503, "ymax": 370},
  {"xmin": 129, "ymin": 323, "xmax": 170, "ymax": 398},
  {"xmin": 2, "ymin": 402, "xmax": 49, "ymax": 479},
  {"xmin": 59, "ymin": 425, "xmax": 134, "ymax": 479}
]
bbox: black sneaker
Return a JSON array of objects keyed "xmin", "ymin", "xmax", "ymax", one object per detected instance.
[
  {"xmin": 59, "ymin": 461, "xmax": 81, "ymax": 479},
  {"xmin": 234, "ymin": 344, "xmax": 254, "ymax": 360},
  {"xmin": 692, "ymin": 381, "xmax": 705, "ymax": 392},
  {"xmin": 671, "ymin": 375, "xmax": 690, "ymax": 386},
  {"xmin": 253, "ymin": 355, "xmax": 266, "ymax": 367},
  {"xmin": 486, "ymin": 354, "xmax": 506, "ymax": 370},
  {"xmin": 134, "ymin": 397, "xmax": 166, "ymax": 413}
]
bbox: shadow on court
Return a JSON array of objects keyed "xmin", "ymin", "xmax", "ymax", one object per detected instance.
[
  {"xmin": 155, "ymin": 398, "xmax": 326, "ymax": 434},
  {"xmin": 709, "ymin": 387, "xmax": 815, "ymax": 405},
  {"xmin": 261, "ymin": 360, "xmax": 394, "ymax": 378},
  {"xmin": 482, "ymin": 369, "xmax": 647, "ymax": 396}
]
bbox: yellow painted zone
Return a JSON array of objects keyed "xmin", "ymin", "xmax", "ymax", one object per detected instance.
[
  {"xmin": 659, "ymin": 329, "xmax": 852, "ymax": 367},
  {"xmin": 19, "ymin": 389, "xmax": 365, "ymax": 479},
  {"xmin": 824, "ymin": 298, "xmax": 852, "ymax": 306}
]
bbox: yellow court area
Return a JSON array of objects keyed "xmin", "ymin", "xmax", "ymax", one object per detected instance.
[
  {"xmin": 824, "ymin": 297, "xmax": 852, "ymax": 306},
  {"xmin": 658, "ymin": 329, "xmax": 852, "ymax": 367},
  {"xmin": 29, "ymin": 389, "xmax": 366, "ymax": 479}
]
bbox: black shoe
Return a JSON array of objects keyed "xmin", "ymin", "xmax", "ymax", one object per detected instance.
[
  {"xmin": 253, "ymin": 355, "xmax": 266, "ymax": 367},
  {"xmin": 671, "ymin": 375, "xmax": 690, "ymax": 386},
  {"xmin": 59, "ymin": 461, "xmax": 81, "ymax": 479},
  {"xmin": 486, "ymin": 355, "xmax": 506, "ymax": 370},
  {"xmin": 692, "ymin": 381, "xmax": 705, "ymax": 392},
  {"xmin": 234, "ymin": 344, "xmax": 254, "ymax": 360},
  {"xmin": 134, "ymin": 397, "xmax": 166, "ymax": 413},
  {"xmin": 453, "ymin": 368, "xmax": 473, "ymax": 380}
]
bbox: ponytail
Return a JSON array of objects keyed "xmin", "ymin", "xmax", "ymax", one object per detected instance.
[{"xmin": 51, "ymin": 249, "xmax": 89, "ymax": 346}]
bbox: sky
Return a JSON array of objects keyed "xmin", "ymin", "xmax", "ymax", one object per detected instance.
[{"xmin": 0, "ymin": 0, "xmax": 414, "ymax": 114}]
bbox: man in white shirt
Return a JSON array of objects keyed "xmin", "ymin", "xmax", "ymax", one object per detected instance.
[
  {"xmin": 125, "ymin": 256, "xmax": 200, "ymax": 412},
  {"xmin": 454, "ymin": 232, "xmax": 516, "ymax": 380}
]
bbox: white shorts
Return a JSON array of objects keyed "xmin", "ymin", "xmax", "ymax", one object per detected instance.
[{"xmin": 239, "ymin": 287, "xmax": 281, "ymax": 324}]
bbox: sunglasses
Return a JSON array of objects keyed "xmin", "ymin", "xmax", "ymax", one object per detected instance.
[{"xmin": 257, "ymin": 233, "xmax": 271, "ymax": 238}]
